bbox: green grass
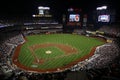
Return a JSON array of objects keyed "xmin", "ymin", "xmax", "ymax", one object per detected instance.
[{"xmin": 18, "ymin": 34, "xmax": 105, "ymax": 69}]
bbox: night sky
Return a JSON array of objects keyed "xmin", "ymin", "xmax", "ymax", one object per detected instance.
[{"xmin": 0, "ymin": 0, "xmax": 119, "ymax": 18}]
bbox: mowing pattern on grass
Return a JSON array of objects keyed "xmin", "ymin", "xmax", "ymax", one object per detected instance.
[
  {"xmin": 12, "ymin": 34, "xmax": 105, "ymax": 73},
  {"xmin": 29, "ymin": 43, "xmax": 78, "ymax": 64}
]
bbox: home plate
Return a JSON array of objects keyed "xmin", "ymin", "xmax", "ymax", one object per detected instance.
[{"xmin": 46, "ymin": 50, "xmax": 52, "ymax": 54}]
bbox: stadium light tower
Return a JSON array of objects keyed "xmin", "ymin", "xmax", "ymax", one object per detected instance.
[
  {"xmin": 32, "ymin": 6, "xmax": 52, "ymax": 18},
  {"xmin": 38, "ymin": 6, "xmax": 50, "ymax": 15}
]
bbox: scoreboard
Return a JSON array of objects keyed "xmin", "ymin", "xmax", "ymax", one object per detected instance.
[{"xmin": 65, "ymin": 8, "xmax": 83, "ymax": 28}]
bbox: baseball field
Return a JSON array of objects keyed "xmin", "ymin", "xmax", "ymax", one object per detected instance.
[{"xmin": 12, "ymin": 34, "xmax": 105, "ymax": 73}]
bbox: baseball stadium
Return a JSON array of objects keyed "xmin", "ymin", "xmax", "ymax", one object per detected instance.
[{"xmin": 0, "ymin": 1, "xmax": 120, "ymax": 80}]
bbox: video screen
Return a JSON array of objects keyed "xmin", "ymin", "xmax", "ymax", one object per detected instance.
[
  {"xmin": 98, "ymin": 15, "xmax": 110, "ymax": 22},
  {"xmin": 39, "ymin": 10, "xmax": 44, "ymax": 15},
  {"xmin": 69, "ymin": 14, "xmax": 80, "ymax": 22}
]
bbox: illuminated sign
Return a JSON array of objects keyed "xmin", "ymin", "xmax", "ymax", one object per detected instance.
[
  {"xmin": 98, "ymin": 15, "xmax": 110, "ymax": 22},
  {"xmin": 69, "ymin": 14, "xmax": 80, "ymax": 22},
  {"xmin": 32, "ymin": 14, "xmax": 52, "ymax": 17}
]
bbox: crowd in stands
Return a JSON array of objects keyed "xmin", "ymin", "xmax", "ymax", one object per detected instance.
[
  {"xmin": 69, "ymin": 41, "xmax": 120, "ymax": 71},
  {"xmin": 98, "ymin": 25, "xmax": 120, "ymax": 37},
  {"xmin": 0, "ymin": 17, "xmax": 58, "ymax": 28},
  {"xmin": 0, "ymin": 32, "xmax": 25, "ymax": 80}
]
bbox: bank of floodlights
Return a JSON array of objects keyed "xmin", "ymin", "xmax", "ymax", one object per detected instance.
[
  {"xmin": 38, "ymin": 6, "xmax": 50, "ymax": 10},
  {"xmin": 96, "ymin": 6, "xmax": 107, "ymax": 10}
]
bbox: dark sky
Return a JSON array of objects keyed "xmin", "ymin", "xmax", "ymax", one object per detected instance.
[{"xmin": 0, "ymin": 0, "xmax": 119, "ymax": 17}]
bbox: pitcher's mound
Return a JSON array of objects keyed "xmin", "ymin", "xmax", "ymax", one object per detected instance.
[{"xmin": 46, "ymin": 50, "xmax": 52, "ymax": 54}]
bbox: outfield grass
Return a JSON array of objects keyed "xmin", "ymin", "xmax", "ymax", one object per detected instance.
[{"xmin": 18, "ymin": 34, "xmax": 105, "ymax": 70}]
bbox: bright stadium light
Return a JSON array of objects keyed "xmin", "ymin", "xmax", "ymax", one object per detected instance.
[
  {"xmin": 96, "ymin": 6, "xmax": 107, "ymax": 10},
  {"xmin": 32, "ymin": 14, "xmax": 36, "ymax": 17},
  {"xmin": 38, "ymin": 6, "xmax": 50, "ymax": 10},
  {"xmin": 102, "ymin": 6, "xmax": 107, "ymax": 9}
]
